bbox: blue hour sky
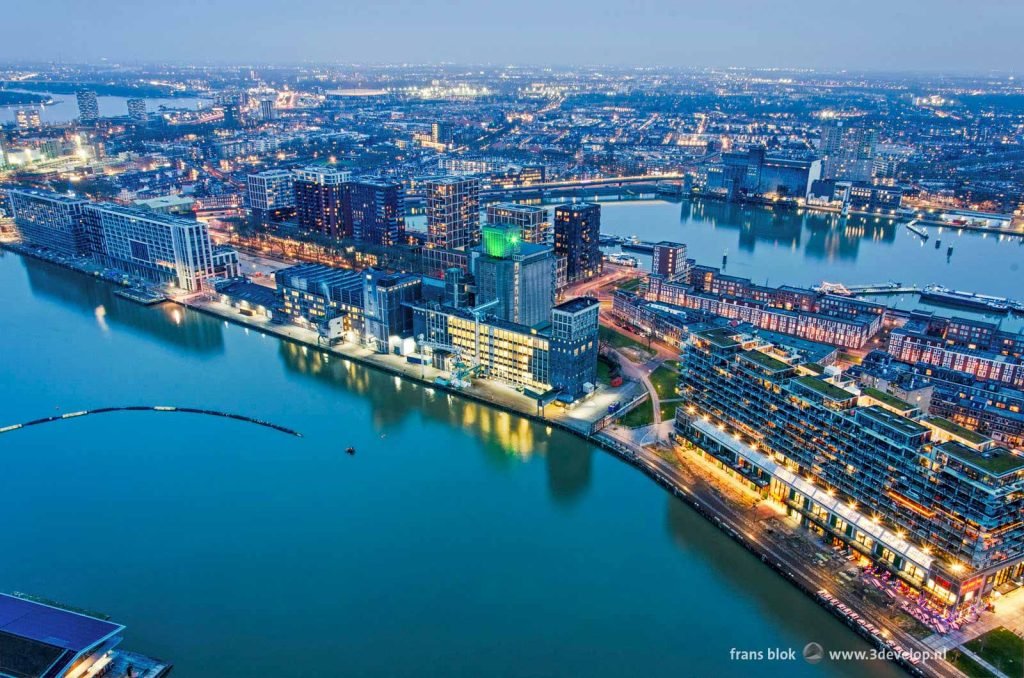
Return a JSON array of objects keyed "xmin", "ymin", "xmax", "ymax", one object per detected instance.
[{"xmin": 2, "ymin": 0, "xmax": 1021, "ymax": 72}]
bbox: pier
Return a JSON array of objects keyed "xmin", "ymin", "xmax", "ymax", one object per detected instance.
[{"xmin": 0, "ymin": 406, "xmax": 302, "ymax": 437}]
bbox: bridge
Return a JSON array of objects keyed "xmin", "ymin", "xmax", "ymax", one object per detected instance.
[{"xmin": 0, "ymin": 406, "xmax": 302, "ymax": 437}]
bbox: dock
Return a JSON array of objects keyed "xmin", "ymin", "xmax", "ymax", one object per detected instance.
[{"xmin": 114, "ymin": 287, "xmax": 168, "ymax": 305}]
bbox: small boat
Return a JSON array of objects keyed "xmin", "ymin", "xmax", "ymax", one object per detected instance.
[{"xmin": 345, "ymin": 446, "xmax": 356, "ymax": 455}]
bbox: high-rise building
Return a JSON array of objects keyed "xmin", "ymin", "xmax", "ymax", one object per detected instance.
[
  {"xmin": 471, "ymin": 223, "xmax": 555, "ymax": 327},
  {"xmin": 676, "ymin": 328, "xmax": 1024, "ymax": 607},
  {"xmin": 486, "ymin": 203, "xmax": 550, "ymax": 244},
  {"xmin": 259, "ymin": 97, "xmax": 276, "ymax": 121},
  {"xmin": 127, "ymin": 98, "xmax": 147, "ymax": 121},
  {"xmin": 87, "ymin": 203, "xmax": 215, "ymax": 291},
  {"xmin": 7, "ymin": 188, "xmax": 92, "ymax": 256},
  {"xmin": 76, "ymin": 90, "xmax": 100, "ymax": 122},
  {"xmin": 553, "ymin": 202, "xmax": 602, "ymax": 283},
  {"xmin": 548, "ymin": 297, "xmax": 601, "ymax": 399},
  {"xmin": 247, "ymin": 169, "xmax": 297, "ymax": 224},
  {"xmin": 820, "ymin": 121, "xmax": 877, "ymax": 182},
  {"xmin": 431, "ymin": 122, "xmax": 453, "ymax": 145},
  {"xmin": 0, "ymin": 132, "xmax": 7, "ymax": 169},
  {"xmin": 651, "ymin": 241, "xmax": 689, "ymax": 281},
  {"xmin": 424, "ymin": 176, "xmax": 480, "ymax": 249},
  {"xmin": 294, "ymin": 166, "xmax": 351, "ymax": 238},
  {"xmin": 16, "ymin": 108, "xmax": 42, "ymax": 130},
  {"xmin": 347, "ymin": 178, "xmax": 405, "ymax": 247}
]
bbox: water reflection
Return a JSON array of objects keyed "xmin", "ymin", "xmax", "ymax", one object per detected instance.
[
  {"xmin": 19, "ymin": 255, "xmax": 225, "ymax": 353},
  {"xmin": 277, "ymin": 340, "xmax": 593, "ymax": 501},
  {"xmin": 680, "ymin": 200, "xmax": 898, "ymax": 262}
]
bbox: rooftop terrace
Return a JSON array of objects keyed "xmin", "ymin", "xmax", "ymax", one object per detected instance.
[{"xmin": 939, "ymin": 441, "xmax": 1024, "ymax": 475}]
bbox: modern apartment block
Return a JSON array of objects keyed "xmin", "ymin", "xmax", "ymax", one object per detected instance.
[
  {"xmin": 247, "ymin": 169, "xmax": 297, "ymax": 223},
  {"xmin": 127, "ymin": 98, "xmax": 147, "ymax": 121},
  {"xmin": 486, "ymin": 203, "xmax": 550, "ymax": 244},
  {"xmin": 675, "ymin": 327, "xmax": 1024, "ymax": 607},
  {"xmin": 553, "ymin": 202, "xmax": 601, "ymax": 283},
  {"xmin": 424, "ymin": 176, "xmax": 480, "ymax": 249},
  {"xmin": 87, "ymin": 203, "xmax": 216, "ymax": 291},
  {"xmin": 651, "ymin": 241, "xmax": 689, "ymax": 280},
  {"xmin": 76, "ymin": 90, "xmax": 100, "ymax": 122},
  {"xmin": 294, "ymin": 166, "xmax": 351, "ymax": 238},
  {"xmin": 348, "ymin": 178, "xmax": 405, "ymax": 247},
  {"xmin": 7, "ymin": 187, "xmax": 92, "ymax": 256},
  {"xmin": 820, "ymin": 120, "xmax": 877, "ymax": 182},
  {"xmin": 470, "ymin": 223, "xmax": 555, "ymax": 327}
]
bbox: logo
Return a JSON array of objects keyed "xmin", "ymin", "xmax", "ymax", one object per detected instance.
[{"xmin": 803, "ymin": 642, "xmax": 825, "ymax": 664}]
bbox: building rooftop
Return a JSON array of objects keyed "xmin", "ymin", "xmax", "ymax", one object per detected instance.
[
  {"xmin": 939, "ymin": 441, "xmax": 1024, "ymax": 475},
  {"xmin": 861, "ymin": 386, "xmax": 914, "ymax": 412},
  {"xmin": 925, "ymin": 416, "xmax": 990, "ymax": 445},
  {"xmin": 553, "ymin": 296, "xmax": 599, "ymax": 313},
  {"xmin": 0, "ymin": 593, "xmax": 124, "ymax": 677},
  {"xmin": 697, "ymin": 327, "xmax": 740, "ymax": 348},
  {"xmin": 860, "ymin": 405, "xmax": 929, "ymax": 436},
  {"xmin": 793, "ymin": 375, "xmax": 856, "ymax": 401},
  {"xmin": 739, "ymin": 350, "xmax": 791, "ymax": 373}
]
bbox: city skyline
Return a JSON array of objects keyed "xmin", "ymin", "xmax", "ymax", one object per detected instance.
[{"xmin": 2, "ymin": 0, "xmax": 1023, "ymax": 73}]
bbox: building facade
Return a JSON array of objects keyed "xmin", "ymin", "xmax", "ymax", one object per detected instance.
[
  {"xmin": 486, "ymin": 203, "xmax": 550, "ymax": 244},
  {"xmin": 294, "ymin": 166, "xmax": 351, "ymax": 238},
  {"xmin": 553, "ymin": 202, "xmax": 601, "ymax": 283},
  {"xmin": 76, "ymin": 90, "xmax": 100, "ymax": 122},
  {"xmin": 7, "ymin": 187, "xmax": 92, "ymax": 256},
  {"xmin": 127, "ymin": 98, "xmax": 147, "ymax": 121},
  {"xmin": 247, "ymin": 169, "xmax": 297, "ymax": 223},
  {"xmin": 676, "ymin": 328, "xmax": 1024, "ymax": 606},
  {"xmin": 471, "ymin": 223, "xmax": 554, "ymax": 327},
  {"xmin": 424, "ymin": 176, "xmax": 480, "ymax": 249},
  {"xmin": 820, "ymin": 121, "xmax": 877, "ymax": 182},
  {"xmin": 548, "ymin": 297, "xmax": 600, "ymax": 399},
  {"xmin": 88, "ymin": 204, "xmax": 216, "ymax": 291},
  {"xmin": 348, "ymin": 178, "xmax": 405, "ymax": 247},
  {"xmin": 275, "ymin": 263, "xmax": 364, "ymax": 331},
  {"xmin": 362, "ymin": 269, "xmax": 423, "ymax": 353},
  {"xmin": 651, "ymin": 241, "xmax": 689, "ymax": 280}
]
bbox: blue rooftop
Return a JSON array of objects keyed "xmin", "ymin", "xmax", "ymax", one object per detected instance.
[{"xmin": 0, "ymin": 593, "xmax": 123, "ymax": 653}]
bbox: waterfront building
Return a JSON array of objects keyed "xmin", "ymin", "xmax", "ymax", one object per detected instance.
[
  {"xmin": 127, "ymin": 98, "xmax": 147, "ymax": 121},
  {"xmin": 247, "ymin": 169, "xmax": 297, "ymax": 224},
  {"xmin": 675, "ymin": 328, "xmax": 1024, "ymax": 607},
  {"xmin": 548, "ymin": 297, "xmax": 600, "ymax": 399},
  {"xmin": 486, "ymin": 203, "xmax": 550, "ymax": 244},
  {"xmin": 820, "ymin": 121, "xmax": 877, "ymax": 182},
  {"xmin": 470, "ymin": 223, "xmax": 555, "ymax": 327},
  {"xmin": 76, "ymin": 90, "xmax": 100, "ymax": 122},
  {"xmin": 87, "ymin": 203, "xmax": 216, "ymax": 291},
  {"xmin": 275, "ymin": 262, "xmax": 364, "ymax": 332},
  {"xmin": 362, "ymin": 269, "xmax": 423, "ymax": 353},
  {"xmin": 294, "ymin": 166, "xmax": 351, "ymax": 238},
  {"xmin": 888, "ymin": 313, "xmax": 1024, "ymax": 388},
  {"xmin": 411, "ymin": 296, "xmax": 598, "ymax": 399},
  {"xmin": 553, "ymin": 202, "xmax": 601, "ymax": 283},
  {"xmin": 703, "ymin": 148, "xmax": 820, "ymax": 201},
  {"xmin": 651, "ymin": 241, "xmax": 689, "ymax": 281},
  {"xmin": 7, "ymin": 187, "xmax": 91, "ymax": 256},
  {"xmin": 0, "ymin": 592, "xmax": 170, "ymax": 677},
  {"xmin": 133, "ymin": 195, "xmax": 196, "ymax": 216},
  {"xmin": 348, "ymin": 178, "xmax": 405, "ymax": 247},
  {"xmin": 424, "ymin": 176, "xmax": 480, "ymax": 249},
  {"xmin": 15, "ymin": 108, "xmax": 42, "ymax": 130},
  {"xmin": 644, "ymin": 274, "xmax": 883, "ymax": 349},
  {"xmin": 809, "ymin": 180, "xmax": 903, "ymax": 212},
  {"xmin": 212, "ymin": 245, "xmax": 241, "ymax": 279}
]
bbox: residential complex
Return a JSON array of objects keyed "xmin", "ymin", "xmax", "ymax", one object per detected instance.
[
  {"xmin": 294, "ymin": 166, "xmax": 351, "ymax": 238},
  {"xmin": 247, "ymin": 169, "xmax": 297, "ymax": 224},
  {"xmin": 675, "ymin": 327, "xmax": 1024, "ymax": 607},
  {"xmin": 553, "ymin": 202, "xmax": 601, "ymax": 283},
  {"xmin": 7, "ymin": 187, "xmax": 91, "ymax": 256},
  {"xmin": 424, "ymin": 176, "xmax": 480, "ymax": 249},
  {"xmin": 348, "ymin": 178, "xmax": 405, "ymax": 247}
]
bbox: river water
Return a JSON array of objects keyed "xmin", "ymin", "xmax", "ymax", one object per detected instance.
[
  {"xmin": 0, "ymin": 90, "xmax": 209, "ymax": 124},
  {"xmin": 0, "ymin": 250, "xmax": 903, "ymax": 677}
]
